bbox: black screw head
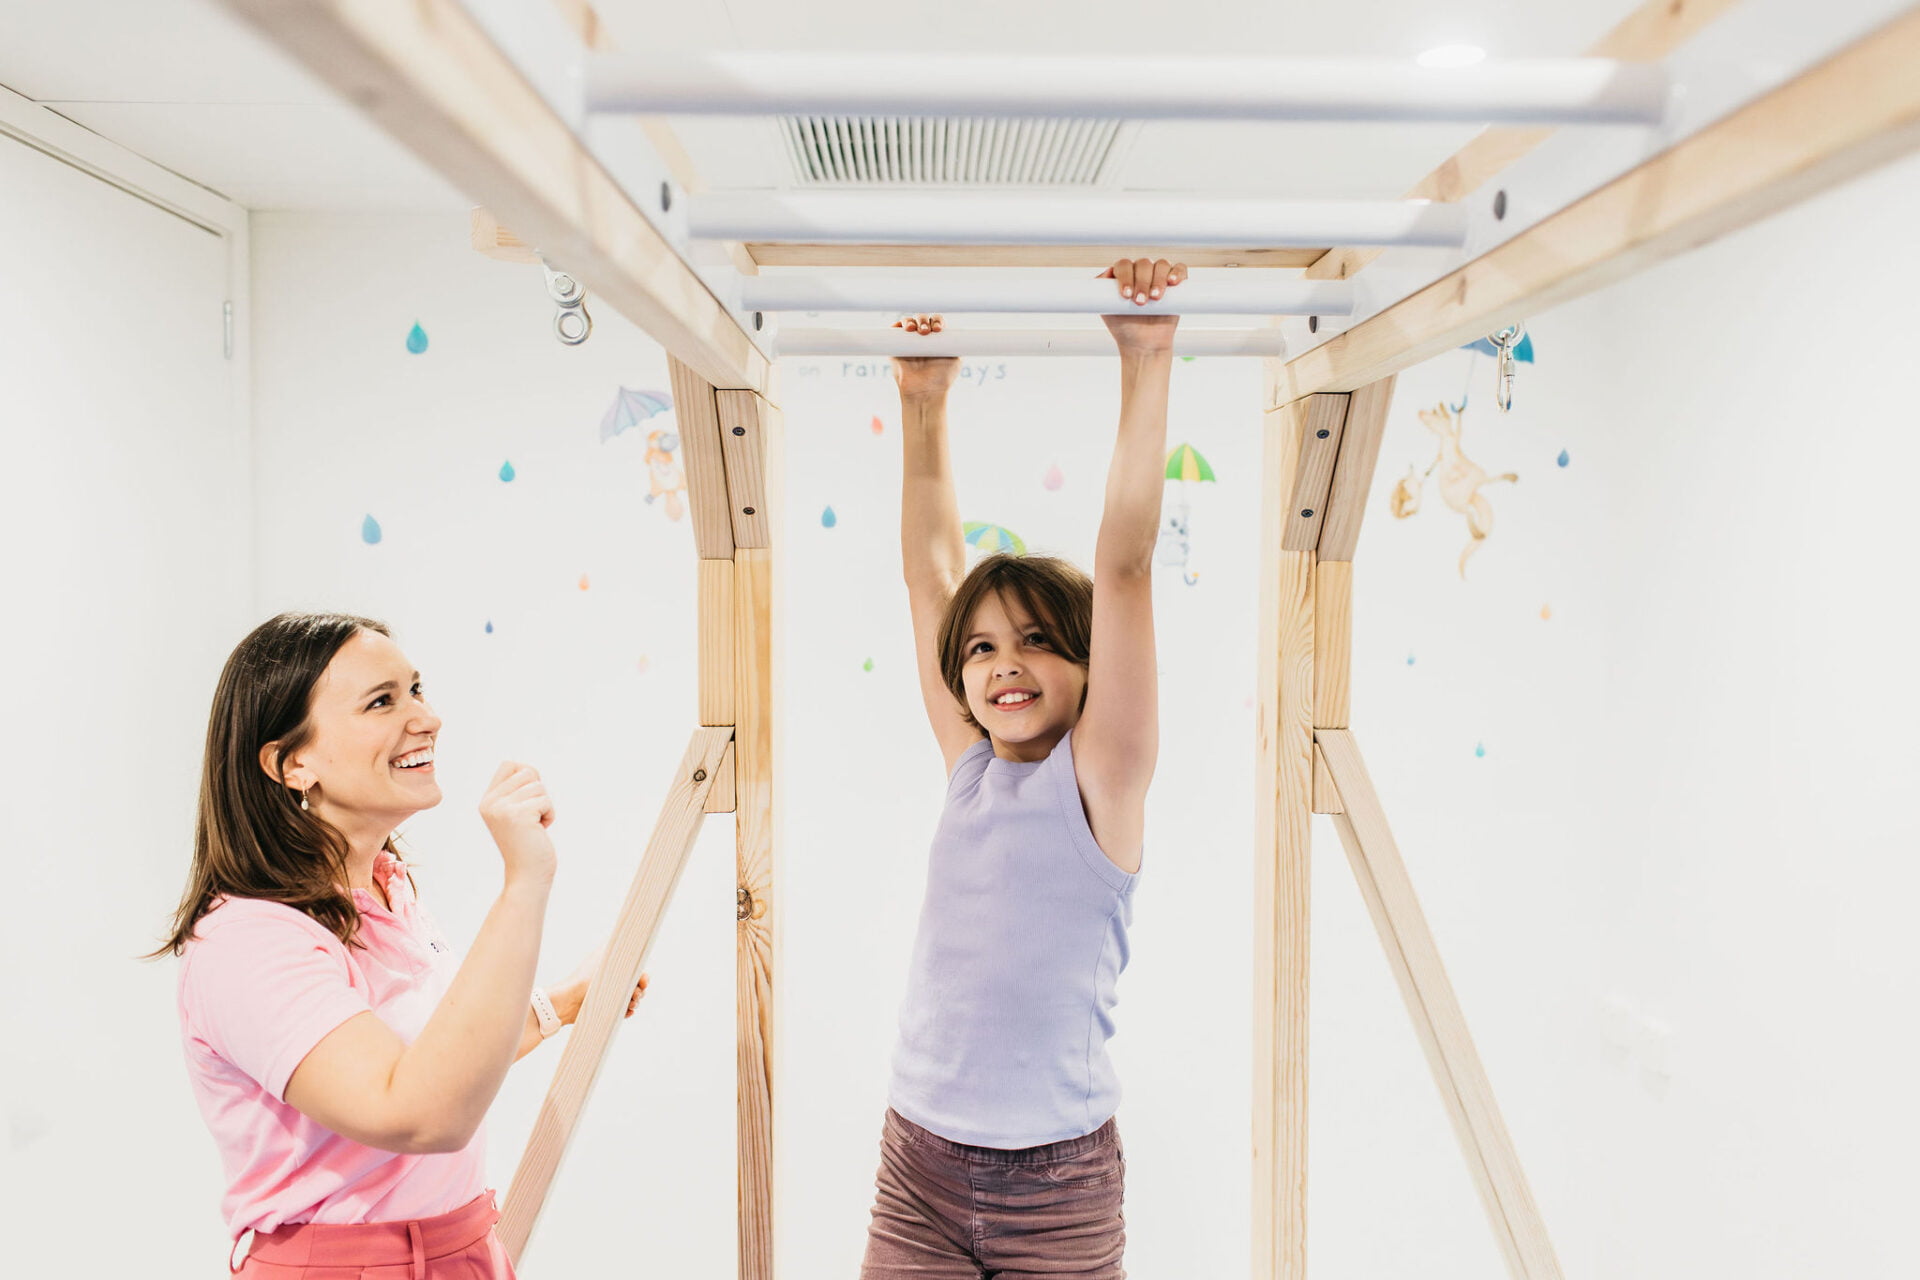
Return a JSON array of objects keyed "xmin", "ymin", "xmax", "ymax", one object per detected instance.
[
  {"xmin": 1307, "ymin": 315, "xmax": 1319, "ymax": 333},
  {"xmin": 660, "ymin": 181, "xmax": 672, "ymax": 213},
  {"xmin": 1493, "ymin": 189, "xmax": 1508, "ymax": 220},
  {"xmin": 753, "ymin": 312, "xmax": 764, "ymax": 331},
  {"xmin": 732, "ymin": 426, "xmax": 746, "ymax": 436},
  {"xmin": 743, "ymin": 506, "xmax": 756, "ymax": 516},
  {"xmin": 1316, "ymin": 429, "xmax": 1330, "ymax": 439},
  {"xmin": 1301, "ymin": 509, "xmax": 1314, "ymax": 519}
]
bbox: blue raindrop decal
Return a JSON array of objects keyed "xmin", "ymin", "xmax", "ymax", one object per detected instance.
[
  {"xmin": 1474, "ymin": 742, "xmax": 1487, "ymax": 758},
  {"xmin": 484, "ymin": 620, "xmax": 494, "ymax": 635},
  {"xmin": 405, "ymin": 322, "xmax": 429, "ymax": 354},
  {"xmin": 1406, "ymin": 653, "xmax": 1416, "ymax": 666},
  {"xmin": 821, "ymin": 505, "xmax": 838, "ymax": 529},
  {"xmin": 499, "ymin": 459, "xmax": 516, "ymax": 483},
  {"xmin": 361, "ymin": 514, "xmax": 383, "ymax": 545},
  {"xmin": 1556, "ymin": 449, "xmax": 1570, "ymax": 468}
]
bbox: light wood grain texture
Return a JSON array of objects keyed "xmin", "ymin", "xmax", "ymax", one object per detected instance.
[
  {"xmin": 470, "ymin": 206, "xmax": 539, "ymax": 263},
  {"xmin": 734, "ymin": 547, "xmax": 777, "ymax": 1280},
  {"xmin": 717, "ymin": 391, "xmax": 774, "ymax": 550},
  {"xmin": 744, "ymin": 244, "xmax": 1324, "ymax": 269},
  {"xmin": 1313, "ymin": 560, "xmax": 1352, "ymax": 730},
  {"xmin": 668, "ymin": 356, "xmax": 736, "ymax": 560},
  {"xmin": 498, "ymin": 726, "xmax": 734, "ymax": 1263},
  {"xmin": 1278, "ymin": 9, "xmax": 1920, "ymax": 402},
  {"xmin": 1279, "ymin": 395, "xmax": 1349, "ymax": 553},
  {"xmin": 1315, "ymin": 376, "xmax": 1396, "ymax": 560},
  {"xmin": 221, "ymin": 0, "xmax": 767, "ymax": 394},
  {"xmin": 699, "ymin": 557, "xmax": 736, "ymax": 726},
  {"xmin": 1311, "ymin": 743, "xmax": 1342, "ymax": 815},
  {"xmin": 1317, "ymin": 729, "xmax": 1563, "ymax": 1280},
  {"xmin": 1252, "ymin": 362, "xmax": 1314, "ymax": 1280},
  {"xmin": 705, "ymin": 741, "xmax": 738, "ymax": 814},
  {"xmin": 1305, "ymin": 0, "xmax": 1744, "ymax": 282}
]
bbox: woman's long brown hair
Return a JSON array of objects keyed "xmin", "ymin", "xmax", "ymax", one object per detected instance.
[{"xmin": 151, "ymin": 612, "xmax": 399, "ymax": 956}]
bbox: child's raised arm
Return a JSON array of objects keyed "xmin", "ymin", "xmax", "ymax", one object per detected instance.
[
  {"xmin": 1075, "ymin": 260, "xmax": 1185, "ymax": 836},
  {"xmin": 893, "ymin": 315, "xmax": 980, "ymax": 767}
]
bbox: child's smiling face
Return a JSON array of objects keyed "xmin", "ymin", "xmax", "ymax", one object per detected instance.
[{"xmin": 959, "ymin": 590, "xmax": 1088, "ymax": 761}]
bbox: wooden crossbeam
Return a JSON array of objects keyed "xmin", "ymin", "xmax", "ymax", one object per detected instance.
[
  {"xmin": 1276, "ymin": 7, "xmax": 1920, "ymax": 402},
  {"xmin": 221, "ymin": 0, "xmax": 768, "ymax": 394},
  {"xmin": 733, "ymin": 545, "xmax": 778, "ymax": 1280},
  {"xmin": 1304, "ymin": 0, "xmax": 1745, "ymax": 283},
  {"xmin": 1317, "ymin": 730, "xmax": 1562, "ymax": 1280},
  {"xmin": 498, "ymin": 726, "xmax": 735, "ymax": 1263}
]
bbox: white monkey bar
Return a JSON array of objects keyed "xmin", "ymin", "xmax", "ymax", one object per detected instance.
[
  {"xmin": 691, "ymin": 193, "xmax": 1468, "ymax": 249},
  {"xmin": 584, "ymin": 52, "xmax": 1669, "ymax": 125},
  {"xmin": 774, "ymin": 328, "xmax": 1290, "ymax": 358},
  {"xmin": 739, "ymin": 273, "xmax": 1354, "ymax": 316}
]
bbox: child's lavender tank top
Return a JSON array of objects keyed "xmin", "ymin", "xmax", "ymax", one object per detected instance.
[{"xmin": 887, "ymin": 729, "xmax": 1139, "ymax": 1149}]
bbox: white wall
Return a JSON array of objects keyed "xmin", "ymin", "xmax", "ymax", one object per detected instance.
[
  {"xmin": 9, "ymin": 141, "xmax": 1912, "ymax": 1277},
  {"xmin": 0, "ymin": 126, "xmax": 249, "ymax": 1267}
]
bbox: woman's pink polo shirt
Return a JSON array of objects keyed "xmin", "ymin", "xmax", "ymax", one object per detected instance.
[{"xmin": 176, "ymin": 851, "xmax": 489, "ymax": 1240}]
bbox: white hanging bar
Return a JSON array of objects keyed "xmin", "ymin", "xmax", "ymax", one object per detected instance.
[
  {"xmin": 775, "ymin": 328, "xmax": 1289, "ymax": 358},
  {"xmin": 584, "ymin": 52, "xmax": 1668, "ymax": 125},
  {"xmin": 690, "ymin": 193, "xmax": 1467, "ymax": 248},
  {"xmin": 739, "ymin": 273, "xmax": 1354, "ymax": 316}
]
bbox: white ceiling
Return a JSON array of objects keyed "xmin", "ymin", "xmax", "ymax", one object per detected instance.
[{"xmin": 0, "ymin": 0, "xmax": 1646, "ymax": 211}]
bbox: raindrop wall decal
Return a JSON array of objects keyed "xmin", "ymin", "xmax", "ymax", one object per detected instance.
[
  {"xmin": 862, "ymin": 657, "xmax": 874, "ymax": 672},
  {"xmin": 637, "ymin": 654, "xmax": 651, "ymax": 674},
  {"xmin": 1406, "ymin": 653, "xmax": 1416, "ymax": 666},
  {"xmin": 578, "ymin": 574, "xmax": 590, "ymax": 591},
  {"xmin": 484, "ymin": 620, "xmax": 494, "ymax": 634},
  {"xmin": 1043, "ymin": 464, "xmax": 1064, "ymax": 491},
  {"xmin": 361, "ymin": 514, "xmax": 383, "ymax": 545},
  {"xmin": 1474, "ymin": 742, "xmax": 1487, "ymax": 758},
  {"xmin": 1540, "ymin": 603, "xmax": 1552, "ymax": 621},
  {"xmin": 821, "ymin": 506, "xmax": 838, "ymax": 528},
  {"xmin": 499, "ymin": 460, "xmax": 516, "ymax": 482},
  {"xmin": 405, "ymin": 322, "xmax": 429, "ymax": 354},
  {"xmin": 1556, "ymin": 448, "xmax": 1571, "ymax": 468},
  {"xmin": 870, "ymin": 415, "xmax": 885, "ymax": 436}
]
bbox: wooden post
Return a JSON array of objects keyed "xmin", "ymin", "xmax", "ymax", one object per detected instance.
[
  {"xmin": 1316, "ymin": 729, "xmax": 1564, "ymax": 1280},
  {"xmin": 1252, "ymin": 367, "xmax": 1317, "ymax": 1280},
  {"xmin": 498, "ymin": 727, "xmax": 735, "ymax": 1262}
]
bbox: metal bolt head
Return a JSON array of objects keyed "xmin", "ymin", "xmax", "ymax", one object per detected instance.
[
  {"xmin": 743, "ymin": 506, "xmax": 756, "ymax": 516},
  {"xmin": 1316, "ymin": 429, "xmax": 1330, "ymax": 439},
  {"xmin": 754, "ymin": 312, "xmax": 764, "ymax": 331},
  {"xmin": 660, "ymin": 181, "xmax": 672, "ymax": 213},
  {"xmin": 1301, "ymin": 509, "xmax": 1314, "ymax": 519},
  {"xmin": 732, "ymin": 426, "xmax": 746, "ymax": 436},
  {"xmin": 1308, "ymin": 315, "xmax": 1319, "ymax": 333},
  {"xmin": 1493, "ymin": 189, "xmax": 1508, "ymax": 220}
]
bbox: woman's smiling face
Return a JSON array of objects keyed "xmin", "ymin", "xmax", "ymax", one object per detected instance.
[
  {"xmin": 268, "ymin": 628, "xmax": 443, "ymax": 827},
  {"xmin": 959, "ymin": 591, "xmax": 1088, "ymax": 759}
]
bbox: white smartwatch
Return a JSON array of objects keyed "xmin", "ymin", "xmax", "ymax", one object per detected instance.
[{"xmin": 530, "ymin": 986, "xmax": 563, "ymax": 1039}]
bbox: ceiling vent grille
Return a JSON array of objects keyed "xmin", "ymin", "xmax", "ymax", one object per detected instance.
[{"xmin": 777, "ymin": 116, "xmax": 1125, "ymax": 187}]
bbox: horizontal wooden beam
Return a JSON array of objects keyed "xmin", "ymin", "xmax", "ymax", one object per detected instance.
[
  {"xmin": 223, "ymin": 0, "xmax": 768, "ymax": 394},
  {"xmin": 1275, "ymin": 7, "xmax": 1920, "ymax": 402}
]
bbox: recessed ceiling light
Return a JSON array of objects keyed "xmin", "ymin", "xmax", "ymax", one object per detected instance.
[{"xmin": 1417, "ymin": 44, "xmax": 1487, "ymax": 69}]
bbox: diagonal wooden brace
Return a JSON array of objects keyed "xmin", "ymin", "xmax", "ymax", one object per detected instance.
[
  {"xmin": 1316, "ymin": 728, "xmax": 1562, "ymax": 1280},
  {"xmin": 498, "ymin": 726, "xmax": 736, "ymax": 1263}
]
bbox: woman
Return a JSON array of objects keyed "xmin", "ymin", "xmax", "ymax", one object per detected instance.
[{"xmin": 156, "ymin": 612, "xmax": 643, "ymax": 1277}]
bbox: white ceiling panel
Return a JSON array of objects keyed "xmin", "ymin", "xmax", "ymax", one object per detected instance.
[{"xmin": 45, "ymin": 102, "xmax": 468, "ymax": 209}]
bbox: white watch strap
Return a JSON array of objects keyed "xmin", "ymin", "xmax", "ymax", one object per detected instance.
[{"xmin": 531, "ymin": 986, "xmax": 563, "ymax": 1038}]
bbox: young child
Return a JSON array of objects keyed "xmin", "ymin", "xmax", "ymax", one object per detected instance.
[{"xmin": 861, "ymin": 259, "xmax": 1185, "ymax": 1278}]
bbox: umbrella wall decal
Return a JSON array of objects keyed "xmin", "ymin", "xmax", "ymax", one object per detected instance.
[
  {"xmin": 963, "ymin": 522, "xmax": 1027, "ymax": 556},
  {"xmin": 600, "ymin": 387, "xmax": 673, "ymax": 442},
  {"xmin": 1164, "ymin": 443, "xmax": 1216, "ymax": 484}
]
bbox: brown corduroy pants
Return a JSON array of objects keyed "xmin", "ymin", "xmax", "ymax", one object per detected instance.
[{"xmin": 859, "ymin": 1109, "xmax": 1126, "ymax": 1279}]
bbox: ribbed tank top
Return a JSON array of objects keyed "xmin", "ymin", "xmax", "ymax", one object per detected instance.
[{"xmin": 887, "ymin": 730, "xmax": 1139, "ymax": 1149}]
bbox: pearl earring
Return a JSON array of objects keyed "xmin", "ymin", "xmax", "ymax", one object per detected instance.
[{"xmin": 300, "ymin": 787, "xmax": 311, "ymax": 812}]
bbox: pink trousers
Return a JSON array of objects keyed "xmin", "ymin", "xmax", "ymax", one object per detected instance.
[{"xmin": 234, "ymin": 1191, "xmax": 516, "ymax": 1280}]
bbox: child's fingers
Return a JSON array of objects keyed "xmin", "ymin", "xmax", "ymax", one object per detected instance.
[
  {"xmin": 1167, "ymin": 261, "xmax": 1188, "ymax": 288},
  {"xmin": 1149, "ymin": 258, "xmax": 1172, "ymax": 300},
  {"xmin": 1108, "ymin": 258, "xmax": 1135, "ymax": 298},
  {"xmin": 1132, "ymin": 257, "xmax": 1155, "ymax": 304}
]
